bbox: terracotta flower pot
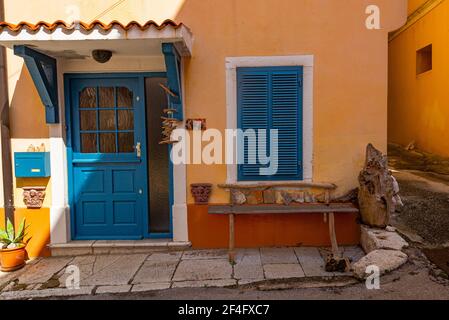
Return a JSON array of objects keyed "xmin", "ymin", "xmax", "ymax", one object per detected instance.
[
  {"xmin": 0, "ymin": 246, "xmax": 27, "ymax": 272},
  {"xmin": 191, "ymin": 183, "xmax": 213, "ymax": 205}
]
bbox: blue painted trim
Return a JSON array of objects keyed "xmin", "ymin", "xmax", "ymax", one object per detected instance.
[
  {"xmin": 14, "ymin": 45, "xmax": 59, "ymax": 123},
  {"xmin": 162, "ymin": 43, "xmax": 183, "ymax": 120},
  {"xmin": 65, "ymin": 72, "xmax": 169, "ymax": 240}
]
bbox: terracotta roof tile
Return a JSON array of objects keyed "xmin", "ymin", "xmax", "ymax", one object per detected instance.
[{"xmin": 0, "ymin": 19, "xmax": 184, "ymax": 32}]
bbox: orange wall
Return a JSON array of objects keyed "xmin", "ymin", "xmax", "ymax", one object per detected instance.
[
  {"xmin": 408, "ymin": 0, "xmax": 429, "ymax": 14},
  {"xmin": 188, "ymin": 205, "xmax": 360, "ymax": 248},
  {"xmin": 177, "ymin": 0, "xmax": 407, "ymax": 202},
  {"xmin": 389, "ymin": 0, "xmax": 449, "ymax": 156},
  {"xmin": 0, "ymin": 208, "xmax": 50, "ymax": 258}
]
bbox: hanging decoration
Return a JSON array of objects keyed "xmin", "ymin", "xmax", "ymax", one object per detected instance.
[{"xmin": 159, "ymin": 83, "xmax": 181, "ymax": 145}]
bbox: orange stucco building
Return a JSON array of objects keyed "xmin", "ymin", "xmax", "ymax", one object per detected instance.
[
  {"xmin": 389, "ymin": 0, "xmax": 449, "ymax": 157},
  {"xmin": 0, "ymin": 0, "xmax": 407, "ymax": 257}
]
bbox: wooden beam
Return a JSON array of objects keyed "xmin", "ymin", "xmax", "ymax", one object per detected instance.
[
  {"xmin": 328, "ymin": 212, "xmax": 340, "ymax": 257},
  {"xmin": 14, "ymin": 45, "xmax": 59, "ymax": 123},
  {"xmin": 229, "ymin": 213, "xmax": 235, "ymax": 264}
]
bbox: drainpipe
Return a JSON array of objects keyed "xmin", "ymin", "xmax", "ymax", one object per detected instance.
[{"xmin": 0, "ymin": 0, "xmax": 15, "ymax": 226}]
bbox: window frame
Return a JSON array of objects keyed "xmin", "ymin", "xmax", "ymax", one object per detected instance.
[{"xmin": 225, "ymin": 55, "xmax": 314, "ymax": 184}]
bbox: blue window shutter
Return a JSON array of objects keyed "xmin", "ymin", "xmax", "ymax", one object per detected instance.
[{"xmin": 237, "ymin": 66, "xmax": 303, "ymax": 181}]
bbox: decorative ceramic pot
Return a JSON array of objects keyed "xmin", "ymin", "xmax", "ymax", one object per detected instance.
[
  {"xmin": 0, "ymin": 246, "xmax": 27, "ymax": 272},
  {"xmin": 190, "ymin": 183, "xmax": 213, "ymax": 205}
]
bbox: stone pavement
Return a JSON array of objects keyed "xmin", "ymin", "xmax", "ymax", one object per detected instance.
[{"xmin": 0, "ymin": 246, "xmax": 364, "ymax": 299}]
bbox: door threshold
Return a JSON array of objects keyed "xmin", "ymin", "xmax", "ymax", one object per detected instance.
[{"xmin": 49, "ymin": 240, "xmax": 192, "ymax": 257}]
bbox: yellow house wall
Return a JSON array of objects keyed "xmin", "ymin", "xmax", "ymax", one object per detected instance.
[
  {"xmin": 1, "ymin": 0, "xmax": 407, "ymax": 209},
  {"xmin": 389, "ymin": 0, "xmax": 449, "ymax": 157}
]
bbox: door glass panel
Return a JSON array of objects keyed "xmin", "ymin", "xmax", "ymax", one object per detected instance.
[
  {"xmin": 118, "ymin": 132, "xmax": 134, "ymax": 153},
  {"xmin": 80, "ymin": 110, "xmax": 97, "ymax": 131},
  {"xmin": 99, "ymin": 133, "xmax": 117, "ymax": 153},
  {"xmin": 118, "ymin": 110, "xmax": 134, "ymax": 130},
  {"xmin": 99, "ymin": 110, "xmax": 116, "ymax": 130},
  {"xmin": 145, "ymin": 77, "xmax": 170, "ymax": 234},
  {"xmin": 117, "ymin": 87, "xmax": 133, "ymax": 108},
  {"xmin": 81, "ymin": 133, "xmax": 97, "ymax": 153},
  {"xmin": 99, "ymin": 87, "xmax": 115, "ymax": 108},
  {"xmin": 79, "ymin": 88, "xmax": 97, "ymax": 108},
  {"xmin": 78, "ymin": 85, "xmax": 136, "ymax": 154}
]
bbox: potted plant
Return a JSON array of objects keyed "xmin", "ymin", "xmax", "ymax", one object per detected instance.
[{"xmin": 0, "ymin": 218, "xmax": 28, "ymax": 272}]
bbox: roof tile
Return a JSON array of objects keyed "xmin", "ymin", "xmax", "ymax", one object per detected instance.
[{"xmin": 0, "ymin": 19, "xmax": 184, "ymax": 32}]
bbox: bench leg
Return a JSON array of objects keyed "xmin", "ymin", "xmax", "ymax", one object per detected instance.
[
  {"xmin": 229, "ymin": 213, "xmax": 235, "ymax": 264},
  {"xmin": 328, "ymin": 212, "xmax": 340, "ymax": 257}
]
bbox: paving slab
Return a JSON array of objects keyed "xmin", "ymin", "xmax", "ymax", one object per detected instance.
[
  {"xmin": 58, "ymin": 254, "xmax": 147, "ymax": 287},
  {"xmin": 343, "ymin": 246, "xmax": 365, "ymax": 263},
  {"xmin": 0, "ymin": 260, "xmax": 40, "ymax": 289},
  {"xmin": 173, "ymin": 259, "xmax": 232, "ymax": 281},
  {"xmin": 260, "ymin": 248, "xmax": 299, "ymax": 265},
  {"xmin": 172, "ymin": 279, "xmax": 237, "ymax": 288},
  {"xmin": 95, "ymin": 285, "xmax": 132, "ymax": 294},
  {"xmin": 233, "ymin": 249, "xmax": 264, "ymax": 280},
  {"xmin": 132, "ymin": 260, "xmax": 178, "ymax": 284},
  {"xmin": 132, "ymin": 282, "xmax": 171, "ymax": 292},
  {"xmin": 263, "ymin": 264, "xmax": 305, "ymax": 280},
  {"xmin": 238, "ymin": 279, "xmax": 266, "ymax": 286},
  {"xmin": 182, "ymin": 250, "xmax": 229, "ymax": 260},
  {"xmin": 147, "ymin": 252, "xmax": 183, "ymax": 262},
  {"xmin": 294, "ymin": 247, "xmax": 333, "ymax": 277},
  {"xmin": 17, "ymin": 257, "xmax": 73, "ymax": 285},
  {"xmin": 0, "ymin": 286, "xmax": 94, "ymax": 300}
]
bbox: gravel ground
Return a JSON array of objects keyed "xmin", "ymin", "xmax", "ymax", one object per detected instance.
[{"xmin": 393, "ymin": 172, "xmax": 449, "ymax": 244}]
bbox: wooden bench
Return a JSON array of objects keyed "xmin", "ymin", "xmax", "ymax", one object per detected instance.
[{"xmin": 212, "ymin": 182, "xmax": 359, "ymax": 263}]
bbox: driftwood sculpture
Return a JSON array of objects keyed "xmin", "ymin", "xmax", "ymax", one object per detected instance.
[
  {"xmin": 159, "ymin": 84, "xmax": 180, "ymax": 145},
  {"xmin": 358, "ymin": 144, "xmax": 396, "ymax": 228}
]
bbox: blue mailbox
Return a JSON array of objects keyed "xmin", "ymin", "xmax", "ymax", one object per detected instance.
[{"xmin": 14, "ymin": 152, "xmax": 51, "ymax": 178}]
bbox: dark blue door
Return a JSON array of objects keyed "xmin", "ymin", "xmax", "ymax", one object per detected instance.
[{"xmin": 69, "ymin": 76, "xmax": 148, "ymax": 240}]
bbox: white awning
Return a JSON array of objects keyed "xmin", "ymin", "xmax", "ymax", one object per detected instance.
[{"xmin": 0, "ymin": 20, "xmax": 193, "ymax": 58}]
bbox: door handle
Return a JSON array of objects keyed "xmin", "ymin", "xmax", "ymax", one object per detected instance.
[{"xmin": 135, "ymin": 142, "xmax": 142, "ymax": 158}]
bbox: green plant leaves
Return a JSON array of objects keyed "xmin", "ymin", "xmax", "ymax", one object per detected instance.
[
  {"xmin": 14, "ymin": 219, "xmax": 26, "ymax": 244},
  {"xmin": 6, "ymin": 219, "xmax": 14, "ymax": 242},
  {"xmin": 0, "ymin": 218, "xmax": 28, "ymax": 247}
]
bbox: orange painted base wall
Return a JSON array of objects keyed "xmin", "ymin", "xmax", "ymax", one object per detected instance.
[
  {"xmin": 0, "ymin": 208, "xmax": 51, "ymax": 258},
  {"xmin": 188, "ymin": 205, "xmax": 361, "ymax": 249}
]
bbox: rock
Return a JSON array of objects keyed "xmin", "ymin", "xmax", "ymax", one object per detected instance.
[
  {"xmin": 263, "ymin": 190, "xmax": 276, "ymax": 204},
  {"xmin": 231, "ymin": 189, "xmax": 246, "ymax": 205},
  {"xmin": 353, "ymin": 250, "xmax": 408, "ymax": 279},
  {"xmin": 358, "ymin": 144, "xmax": 395, "ymax": 228},
  {"xmin": 290, "ymin": 191, "xmax": 305, "ymax": 203},
  {"xmin": 360, "ymin": 225, "xmax": 409, "ymax": 253},
  {"xmin": 386, "ymin": 226, "xmax": 396, "ymax": 232},
  {"xmin": 246, "ymin": 190, "xmax": 264, "ymax": 205},
  {"xmin": 281, "ymin": 192, "xmax": 293, "ymax": 205},
  {"xmin": 275, "ymin": 191, "xmax": 284, "ymax": 204}
]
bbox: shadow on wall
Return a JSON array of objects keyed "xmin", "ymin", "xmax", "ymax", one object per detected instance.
[
  {"xmin": 6, "ymin": 63, "xmax": 51, "ymax": 257},
  {"xmin": 9, "ymin": 63, "xmax": 49, "ymax": 139}
]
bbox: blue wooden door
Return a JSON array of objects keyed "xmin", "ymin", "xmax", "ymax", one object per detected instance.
[{"xmin": 68, "ymin": 76, "xmax": 148, "ymax": 240}]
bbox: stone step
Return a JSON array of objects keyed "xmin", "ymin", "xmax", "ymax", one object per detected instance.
[{"xmin": 49, "ymin": 240, "xmax": 192, "ymax": 256}]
